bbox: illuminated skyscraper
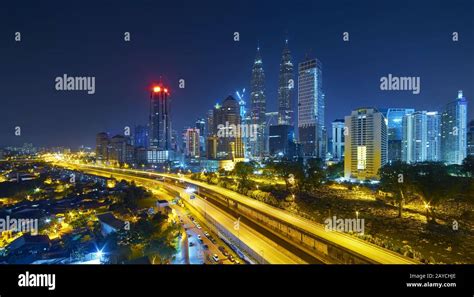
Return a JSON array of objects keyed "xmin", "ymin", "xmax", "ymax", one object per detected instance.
[
  {"xmin": 249, "ymin": 46, "xmax": 267, "ymax": 158},
  {"xmin": 212, "ymin": 96, "xmax": 244, "ymax": 160},
  {"xmin": 402, "ymin": 111, "xmax": 440, "ymax": 163},
  {"xmin": 149, "ymin": 85, "xmax": 171, "ymax": 150},
  {"xmin": 148, "ymin": 85, "xmax": 175, "ymax": 164},
  {"xmin": 441, "ymin": 90, "xmax": 468, "ymax": 165},
  {"xmin": 331, "ymin": 119, "xmax": 345, "ymax": 161},
  {"xmin": 195, "ymin": 118, "xmax": 206, "ymax": 154},
  {"xmin": 109, "ymin": 135, "xmax": 134, "ymax": 165},
  {"xmin": 95, "ymin": 132, "xmax": 110, "ymax": 162},
  {"xmin": 344, "ymin": 108, "xmax": 387, "ymax": 180},
  {"xmin": 134, "ymin": 125, "xmax": 149, "ymax": 148},
  {"xmin": 184, "ymin": 128, "xmax": 200, "ymax": 158},
  {"xmin": 277, "ymin": 39, "xmax": 294, "ymax": 126},
  {"xmin": 298, "ymin": 58, "xmax": 325, "ymax": 158},
  {"xmin": 385, "ymin": 108, "xmax": 414, "ymax": 162},
  {"xmin": 467, "ymin": 120, "xmax": 474, "ymax": 156}
]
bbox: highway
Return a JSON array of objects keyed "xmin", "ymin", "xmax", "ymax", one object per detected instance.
[
  {"xmin": 62, "ymin": 164, "xmax": 306, "ymax": 264},
  {"xmin": 53, "ymin": 161, "xmax": 416, "ymax": 264},
  {"xmin": 161, "ymin": 172, "xmax": 417, "ymax": 264}
]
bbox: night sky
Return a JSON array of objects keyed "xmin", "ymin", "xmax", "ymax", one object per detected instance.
[{"xmin": 1, "ymin": 0, "xmax": 473, "ymax": 148}]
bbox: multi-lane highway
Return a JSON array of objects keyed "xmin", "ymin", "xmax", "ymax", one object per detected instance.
[
  {"xmin": 62, "ymin": 163, "xmax": 306, "ymax": 264},
  {"xmin": 54, "ymin": 161, "xmax": 416, "ymax": 264},
  {"xmin": 161, "ymin": 173, "xmax": 417, "ymax": 264}
]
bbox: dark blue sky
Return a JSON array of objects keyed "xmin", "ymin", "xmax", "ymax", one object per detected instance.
[{"xmin": 1, "ymin": 0, "xmax": 473, "ymax": 148}]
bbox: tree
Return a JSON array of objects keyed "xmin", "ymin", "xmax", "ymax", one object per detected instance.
[
  {"xmin": 272, "ymin": 160, "xmax": 305, "ymax": 193},
  {"xmin": 462, "ymin": 156, "xmax": 474, "ymax": 177},
  {"xmin": 233, "ymin": 161, "xmax": 255, "ymax": 190},
  {"xmin": 378, "ymin": 162, "xmax": 415, "ymax": 218},
  {"xmin": 410, "ymin": 162, "xmax": 452, "ymax": 223},
  {"xmin": 326, "ymin": 162, "xmax": 344, "ymax": 180},
  {"xmin": 144, "ymin": 237, "xmax": 176, "ymax": 264},
  {"xmin": 305, "ymin": 158, "xmax": 326, "ymax": 190}
]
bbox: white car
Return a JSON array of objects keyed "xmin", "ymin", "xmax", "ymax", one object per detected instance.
[
  {"xmin": 212, "ymin": 254, "xmax": 219, "ymax": 262},
  {"xmin": 196, "ymin": 224, "xmax": 202, "ymax": 229}
]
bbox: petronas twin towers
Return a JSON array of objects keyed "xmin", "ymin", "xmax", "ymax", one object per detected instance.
[
  {"xmin": 277, "ymin": 40, "xmax": 295, "ymax": 126},
  {"xmin": 249, "ymin": 40, "xmax": 294, "ymax": 158}
]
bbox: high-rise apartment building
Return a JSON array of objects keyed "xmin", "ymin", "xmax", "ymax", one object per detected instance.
[
  {"xmin": 402, "ymin": 111, "xmax": 441, "ymax": 163},
  {"xmin": 441, "ymin": 90, "xmax": 468, "ymax": 165},
  {"xmin": 344, "ymin": 108, "xmax": 387, "ymax": 180}
]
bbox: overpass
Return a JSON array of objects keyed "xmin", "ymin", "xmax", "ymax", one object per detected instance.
[{"xmin": 55, "ymin": 162, "xmax": 417, "ymax": 264}]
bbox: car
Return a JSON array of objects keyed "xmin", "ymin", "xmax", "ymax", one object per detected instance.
[
  {"xmin": 189, "ymin": 242, "xmax": 194, "ymax": 247},
  {"xmin": 204, "ymin": 231, "xmax": 210, "ymax": 237},
  {"xmin": 212, "ymin": 254, "xmax": 219, "ymax": 262},
  {"xmin": 218, "ymin": 246, "xmax": 230, "ymax": 256},
  {"xmin": 203, "ymin": 244, "xmax": 209, "ymax": 250},
  {"xmin": 197, "ymin": 235, "xmax": 203, "ymax": 242},
  {"xmin": 229, "ymin": 255, "xmax": 235, "ymax": 262},
  {"xmin": 196, "ymin": 224, "xmax": 202, "ymax": 229},
  {"xmin": 234, "ymin": 260, "xmax": 240, "ymax": 264}
]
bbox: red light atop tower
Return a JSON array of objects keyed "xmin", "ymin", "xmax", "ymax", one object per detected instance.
[{"xmin": 164, "ymin": 88, "xmax": 168, "ymax": 93}]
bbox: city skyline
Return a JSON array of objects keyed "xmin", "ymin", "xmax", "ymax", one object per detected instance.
[
  {"xmin": 1, "ymin": 3, "xmax": 474, "ymax": 292},
  {"xmin": 1, "ymin": 1, "xmax": 473, "ymax": 148}
]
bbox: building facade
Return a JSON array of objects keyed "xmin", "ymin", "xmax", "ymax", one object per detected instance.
[
  {"xmin": 134, "ymin": 125, "xmax": 149, "ymax": 148},
  {"xmin": 331, "ymin": 119, "xmax": 345, "ymax": 161},
  {"xmin": 249, "ymin": 47, "xmax": 267, "ymax": 158},
  {"xmin": 467, "ymin": 120, "xmax": 474, "ymax": 156},
  {"xmin": 402, "ymin": 111, "xmax": 441, "ymax": 163},
  {"xmin": 385, "ymin": 108, "xmax": 415, "ymax": 163},
  {"xmin": 95, "ymin": 132, "xmax": 109, "ymax": 162},
  {"xmin": 184, "ymin": 128, "xmax": 200, "ymax": 158},
  {"xmin": 212, "ymin": 96, "xmax": 244, "ymax": 160},
  {"xmin": 148, "ymin": 85, "xmax": 173, "ymax": 164},
  {"xmin": 277, "ymin": 40, "xmax": 294, "ymax": 126},
  {"xmin": 149, "ymin": 85, "xmax": 171, "ymax": 150},
  {"xmin": 268, "ymin": 124, "xmax": 296, "ymax": 157},
  {"xmin": 441, "ymin": 90, "xmax": 468, "ymax": 165},
  {"xmin": 344, "ymin": 108, "xmax": 387, "ymax": 180},
  {"xmin": 298, "ymin": 58, "xmax": 325, "ymax": 158}
]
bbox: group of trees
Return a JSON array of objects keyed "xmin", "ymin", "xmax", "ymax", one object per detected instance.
[
  {"xmin": 217, "ymin": 157, "xmax": 474, "ymax": 224},
  {"xmin": 113, "ymin": 181, "xmax": 153, "ymax": 210},
  {"xmin": 232, "ymin": 158, "xmax": 330, "ymax": 194},
  {"xmin": 378, "ymin": 160, "xmax": 473, "ymax": 222},
  {"xmin": 111, "ymin": 213, "xmax": 179, "ymax": 263}
]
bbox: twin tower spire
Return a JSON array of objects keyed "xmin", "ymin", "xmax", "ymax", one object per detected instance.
[{"xmin": 249, "ymin": 39, "xmax": 294, "ymax": 157}]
